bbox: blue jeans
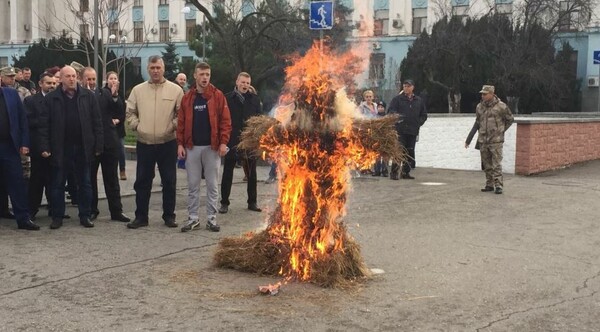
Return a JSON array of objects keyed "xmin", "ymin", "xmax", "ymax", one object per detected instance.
[
  {"xmin": 134, "ymin": 140, "xmax": 177, "ymax": 221},
  {"xmin": 269, "ymin": 162, "xmax": 277, "ymax": 179},
  {"xmin": 50, "ymin": 145, "xmax": 92, "ymax": 220}
]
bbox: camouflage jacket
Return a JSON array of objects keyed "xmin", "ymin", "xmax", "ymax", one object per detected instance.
[{"xmin": 475, "ymin": 96, "xmax": 514, "ymax": 145}]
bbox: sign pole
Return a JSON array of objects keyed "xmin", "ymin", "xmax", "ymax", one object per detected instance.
[{"xmin": 598, "ymin": 63, "xmax": 600, "ymax": 112}]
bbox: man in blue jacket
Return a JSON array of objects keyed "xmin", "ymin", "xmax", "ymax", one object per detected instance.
[
  {"xmin": 387, "ymin": 79, "xmax": 428, "ymax": 180},
  {"xmin": 0, "ymin": 85, "xmax": 40, "ymax": 230}
]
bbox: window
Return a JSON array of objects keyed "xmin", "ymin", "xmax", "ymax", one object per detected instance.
[
  {"xmin": 374, "ymin": 10, "xmax": 389, "ymax": 36},
  {"xmin": 134, "ymin": 22, "xmax": 144, "ymax": 42},
  {"xmin": 134, "ymin": 0, "xmax": 143, "ymax": 6},
  {"xmin": 369, "ymin": 53, "xmax": 385, "ymax": 81},
  {"xmin": 109, "ymin": 22, "xmax": 119, "ymax": 40},
  {"xmin": 452, "ymin": 5, "xmax": 469, "ymax": 24},
  {"xmin": 80, "ymin": 0, "xmax": 89, "ymax": 12},
  {"xmin": 159, "ymin": 21, "xmax": 169, "ymax": 42},
  {"xmin": 186, "ymin": 20, "xmax": 196, "ymax": 42},
  {"xmin": 131, "ymin": 57, "xmax": 142, "ymax": 76},
  {"xmin": 0, "ymin": 57, "xmax": 8, "ymax": 67},
  {"xmin": 412, "ymin": 9, "xmax": 427, "ymax": 34},
  {"xmin": 109, "ymin": 0, "xmax": 119, "ymax": 9},
  {"xmin": 80, "ymin": 24, "xmax": 90, "ymax": 40},
  {"xmin": 495, "ymin": 3, "xmax": 512, "ymax": 21},
  {"xmin": 159, "ymin": 0, "xmax": 169, "ymax": 5},
  {"xmin": 558, "ymin": 1, "xmax": 583, "ymax": 31}
]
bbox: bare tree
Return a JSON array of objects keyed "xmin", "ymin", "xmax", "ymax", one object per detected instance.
[
  {"xmin": 514, "ymin": 0, "xmax": 596, "ymax": 33},
  {"xmin": 35, "ymin": 0, "xmax": 150, "ymax": 77}
]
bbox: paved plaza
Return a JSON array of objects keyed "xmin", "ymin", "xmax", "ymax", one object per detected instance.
[{"xmin": 1, "ymin": 161, "xmax": 599, "ymax": 331}]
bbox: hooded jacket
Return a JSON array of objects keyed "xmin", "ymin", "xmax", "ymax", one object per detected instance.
[{"xmin": 177, "ymin": 84, "xmax": 232, "ymax": 151}]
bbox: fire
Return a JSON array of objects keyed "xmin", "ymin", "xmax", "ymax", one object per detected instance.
[{"xmin": 261, "ymin": 43, "xmax": 378, "ymax": 281}]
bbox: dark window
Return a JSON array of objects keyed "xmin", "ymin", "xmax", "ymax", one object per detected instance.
[
  {"xmin": 80, "ymin": 0, "xmax": 89, "ymax": 12},
  {"xmin": 80, "ymin": 24, "xmax": 89, "ymax": 40},
  {"xmin": 109, "ymin": 22, "xmax": 119, "ymax": 40},
  {"xmin": 186, "ymin": 20, "xmax": 196, "ymax": 42},
  {"xmin": 412, "ymin": 9, "xmax": 427, "ymax": 34},
  {"xmin": 159, "ymin": 21, "xmax": 169, "ymax": 42},
  {"xmin": 134, "ymin": 22, "xmax": 144, "ymax": 43},
  {"xmin": 134, "ymin": 0, "xmax": 143, "ymax": 6},
  {"xmin": 131, "ymin": 57, "xmax": 142, "ymax": 76},
  {"xmin": 369, "ymin": 53, "xmax": 385, "ymax": 80},
  {"xmin": 374, "ymin": 9, "xmax": 389, "ymax": 36},
  {"xmin": 159, "ymin": 0, "xmax": 169, "ymax": 5}
]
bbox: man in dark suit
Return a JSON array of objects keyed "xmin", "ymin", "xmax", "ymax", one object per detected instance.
[
  {"xmin": 24, "ymin": 72, "xmax": 61, "ymax": 220},
  {"xmin": 218, "ymin": 72, "xmax": 262, "ymax": 214},
  {"xmin": 39, "ymin": 66, "xmax": 104, "ymax": 229},
  {"xmin": 0, "ymin": 84, "xmax": 40, "ymax": 230}
]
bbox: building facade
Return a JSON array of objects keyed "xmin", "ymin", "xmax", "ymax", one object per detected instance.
[{"xmin": 2, "ymin": 0, "xmax": 600, "ymax": 111}]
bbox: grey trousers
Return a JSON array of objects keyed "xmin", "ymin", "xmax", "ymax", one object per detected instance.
[{"xmin": 185, "ymin": 146, "xmax": 220, "ymax": 220}]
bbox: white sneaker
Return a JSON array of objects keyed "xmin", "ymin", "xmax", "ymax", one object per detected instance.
[
  {"xmin": 181, "ymin": 218, "xmax": 200, "ymax": 232},
  {"xmin": 206, "ymin": 216, "xmax": 220, "ymax": 232}
]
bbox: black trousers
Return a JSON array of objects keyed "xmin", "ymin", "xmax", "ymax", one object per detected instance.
[
  {"xmin": 28, "ymin": 154, "xmax": 51, "ymax": 216},
  {"xmin": 220, "ymin": 147, "xmax": 257, "ymax": 206},
  {"xmin": 392, "ymin": 134, "xmax": 417, "ymax": 175},
  {"xmin": 0, "ymin": 180, "xmax": 8, "ymax": 215},
  {"xmin": 91, "ymin": 147, "xmax": 123, "ymax": 217},
  {"xmin": 134, "ymin": 140, "xmax": 177, "ymax": 221},
  {"xmin": 0, "ymin": 142, "xmax": 30, "ymax": 224}
]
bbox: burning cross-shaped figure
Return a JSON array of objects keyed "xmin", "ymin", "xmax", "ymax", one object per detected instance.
[{"xmin": 215, "ymin": 43, "xmax": 404, "ymax": 288}]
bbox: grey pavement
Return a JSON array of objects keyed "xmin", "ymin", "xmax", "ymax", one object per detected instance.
[{"xmin": 1, "ymin": 160, "xmax": 599, "ymax": 331}]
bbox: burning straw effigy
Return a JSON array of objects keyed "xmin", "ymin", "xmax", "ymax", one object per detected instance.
[{"xmin": 213, "ymin": 43, "xmax": 404, "ymax": 288}]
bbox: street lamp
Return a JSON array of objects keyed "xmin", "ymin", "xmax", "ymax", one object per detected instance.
[{"xmin": 120, "ymin": 36, "xmax": 127, "ymax": 97}]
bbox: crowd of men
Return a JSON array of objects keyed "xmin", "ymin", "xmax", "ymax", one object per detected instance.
[
  {"xmin": 0, "ymin": 55, "xmax": 513, "ymax": 233},
  {"xmin": 0, "ymin": 56, "xmax": 266, "ymax": 233}
]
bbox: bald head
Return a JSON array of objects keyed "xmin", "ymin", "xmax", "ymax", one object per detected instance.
[
  {"xmin": 61, "ymin": 66, "xmax": 78, "ymax": 92},
  {"xmin": 175, "ymin": 73, "xmax": 187, "ymax": 88}
]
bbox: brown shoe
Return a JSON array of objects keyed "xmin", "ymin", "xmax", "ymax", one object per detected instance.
[{"xmin": 120, "ymin": 170, "xmax": 127, "ymax": 180}]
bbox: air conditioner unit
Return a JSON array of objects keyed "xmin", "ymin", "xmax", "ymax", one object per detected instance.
[
  {"xmin": 24, "ymin": 24, "xmax": 30, "ymax": 31},
  {"xmin": 170, "ymin": 23, "xmax": 177, "ymax": 33},
  {"xmin": 588, "ymin": 76, "xmax": 599, "ymax": 87},
  {"xmin": 372, "ymin": 42, "xmax": 381, "ymax": 50},
  {"xmin": 150, "ymin": 27, "xmax": 158, "ymax": 34},
  {"xmin": 392, "ymin": 19, "xmax": 403, "ymax": 29}
]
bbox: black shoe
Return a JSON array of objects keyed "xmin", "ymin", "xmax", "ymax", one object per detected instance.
[
  {"xmin": 372, "ymin": 172, "xmax": 381, "ymax": 177},
  {"xmin": 248, "ymin": 203, "xmax": 262, "ymax": 212},
  {"xmin": 90, "ymin": 212, "xmax": 99, "ymax": 221},
  {"xmin": 495, "ymin": 187, "xmax": 503, "ymax": 194},
  {"xmin": 80, "ymin": 218, "xmax": 94, "ymax": 228},
  {"xmin": 50, "ymin": 218, "xmax": 63, "ymax": 229},
  {"xmin": 127, "ymin": 219, "xmax": 149, "ymax": 229},
  {"xmin": 18, "ymin": 220, "xmax": 40, "ymax": 231},
  {"xmin": 163, "ymin": 216, "xmax": 178, "ymax": 228},
  {"xmin": 111, "ymin": 213, "xmax": 131, "ymax": 223},
  {"xmin": 400, "ymin": 173, "xmax": 415, "ymax": 180},
  {"xmin": 481, "ymin": 186, "xmax": 494, "ymax": 192},
  {"xmin": 390, "ymin": 173, "xmax": 399, "ymax": 180},
  {"xmin": 381, "ymin": 170, "xmax": 389, "ymax": 177},
  {"xmin": 0, "ymin": 211, "xmax": 15, "ymax": 219},
  {"xmin": 218, "ymin": 204, "xmax": 229, "ymax": 214}
]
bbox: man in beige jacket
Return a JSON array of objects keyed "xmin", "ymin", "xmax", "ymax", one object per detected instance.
[{"xmin": 126, "ymin": 55, "xmax": 184, "ymax": 229}]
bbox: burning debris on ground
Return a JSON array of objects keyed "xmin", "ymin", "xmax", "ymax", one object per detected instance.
[{"xmin": 213, "ymin": 43, "xmax": 404, "ymax": 288}]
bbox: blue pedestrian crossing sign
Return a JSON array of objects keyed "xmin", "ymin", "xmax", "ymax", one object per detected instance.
[
  {"xmin": 309, "ymin": 1, "xmax": 334, "ymax": 30},
  {"xmin": 594, "ymin": 51, "xmax": 600, "ymax": 64}
]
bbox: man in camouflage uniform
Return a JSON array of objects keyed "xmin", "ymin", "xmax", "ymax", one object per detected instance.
[
  {"xmin": 470, "ymin": 85, "xmax": 514, "ymax": 194},
  {"xmin": 1, "ymin": 67, "xmax": 31, "ymax": 101}
]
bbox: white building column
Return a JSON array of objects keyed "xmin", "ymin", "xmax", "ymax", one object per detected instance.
[
  {"xmin": 31, "ymin": 0, "xmax": 40, "ymax": 41},
  {"xmin": 10, "ymin": 0, "xmax": 18, "ymax": 42}
]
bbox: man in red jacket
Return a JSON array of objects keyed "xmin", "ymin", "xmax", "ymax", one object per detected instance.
[{"xmin": 177, "ymin": 62, "xmax": 231, "ymax": 232}]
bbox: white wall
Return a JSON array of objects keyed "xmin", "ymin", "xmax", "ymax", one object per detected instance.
[{"xmin": 416, "ymin": 115, "xmax": 517, "ymax": 174}]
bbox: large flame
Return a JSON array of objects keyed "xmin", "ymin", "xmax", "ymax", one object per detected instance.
[{"xmin": 262, "ymin": 43, "xmax": 377, "ymax": 281}]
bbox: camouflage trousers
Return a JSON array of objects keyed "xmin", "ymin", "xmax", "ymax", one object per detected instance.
[{"xmin": 480, "ymin": 143, "xmax": 503, "ymax": 188}]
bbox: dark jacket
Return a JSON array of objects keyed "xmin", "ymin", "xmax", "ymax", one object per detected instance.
[
  {"xmin": 97, "ymin": 86, "xmax": 126, "ymax": 150},
  {"xmin": 225, "ymin": 89, "xmax": 262, "ymax": 148},
  {"xmin": 23, "ymin": 92, "xmax": 47, "ymax": 156},
  {"xmin": 177, "ymin": 84, "xmax": 232, "ymax": 151},
  {"xmin": 39, "ymin": 85, "xmax": 104, "ymax": 167},
  {"xmin": 387, "ymin": 93, "xmax": 428, "ymax": 136},
  {"xmin": 0, "ymin": 87, "xmax": 29, "ymax": 153}
]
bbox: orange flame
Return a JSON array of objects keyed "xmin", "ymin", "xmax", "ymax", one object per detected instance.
[{"xmin": 261, "ymin": 43, "xmax": 377, "ymax": 281}]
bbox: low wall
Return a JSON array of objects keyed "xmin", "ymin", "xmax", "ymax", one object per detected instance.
[
  {"xmin": 515, "ymin": 118, "xmax": 600, "ymax": 175},
  {"xmin": 417, "ymin": 115, "xmax": 517, "ymax": 173}
]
